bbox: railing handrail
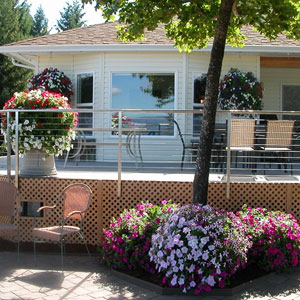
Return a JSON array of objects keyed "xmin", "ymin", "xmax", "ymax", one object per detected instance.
[{"xmin": 1, "ymin": 108, "xmax": 300, "ymax": 116}]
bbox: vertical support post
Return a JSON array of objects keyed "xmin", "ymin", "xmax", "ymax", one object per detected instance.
[
  {"xmin": 6, "ymin": 112, "xmax": 11, "ymax": 183},
  {"xmin": 226, "ymin": 112, "xmax": 231, "ymax": 200},
  {"xmin": 15, "ymin": 111, "xmax": 19, "ymax": 189},
  {"xmin": 117, "ymin": 111, "xmax": 122, "ymax": 197}
]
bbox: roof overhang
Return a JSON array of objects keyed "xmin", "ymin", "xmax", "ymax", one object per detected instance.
[{"xmin": 1, "ymin": 44, "xmax": 300, "ymax": 59}]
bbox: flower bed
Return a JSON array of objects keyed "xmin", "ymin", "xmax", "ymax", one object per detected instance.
[{"xmin": 99, "ymin": 203, "xmax": 300, "ymax": 295}]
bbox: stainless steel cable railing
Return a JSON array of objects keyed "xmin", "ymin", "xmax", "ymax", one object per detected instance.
[{"xmin": 1, "ymin": 108, "xmax": 300, "ymax": 197}]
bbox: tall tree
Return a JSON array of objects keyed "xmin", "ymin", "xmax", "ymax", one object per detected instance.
[
  {"xmin": 0, "ymin": 0, "xmax": 33, "ymax": 107},
  {"xmin": 56, "ymin": 0, "xmax": 86, "ymax": 32},
  {"xmin": 82, "ymin": 0, "xmax": 300, "ymax": 204},
  {"xmin": 16, "ymin": 0, "xmax": 33, "ymax": 38},
  {"xmin": 31, "ymin": 5, "xmax": 49, "ymax": 37}
]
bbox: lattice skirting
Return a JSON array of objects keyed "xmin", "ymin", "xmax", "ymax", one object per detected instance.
[{"xmin": 0, "ymin": 176, "xmax": 299, "ymax": 246}]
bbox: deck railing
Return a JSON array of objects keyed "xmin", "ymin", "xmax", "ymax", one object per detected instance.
[{"xmin": 1, "ymin": 109, "xmax": 300, "ymax": 197}]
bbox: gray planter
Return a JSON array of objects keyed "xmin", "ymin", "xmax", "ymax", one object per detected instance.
[{"xmin": 20, "ymin": 149, "xmax": 57, "ymax": 177}]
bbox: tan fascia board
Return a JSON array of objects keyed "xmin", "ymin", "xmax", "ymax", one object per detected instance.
[{"xmin": 0, "ymin": 44, "xmax": 300, "ymax": 55}]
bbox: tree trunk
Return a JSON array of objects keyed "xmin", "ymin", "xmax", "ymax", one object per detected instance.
[{"xmin": 193, "ymin": 0, "xmax": 234, "ymax": 204}]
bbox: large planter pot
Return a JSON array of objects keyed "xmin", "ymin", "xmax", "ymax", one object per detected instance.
[{"xmin": 20, "ymin": 149, "xmax": 57, "ymax": 177}]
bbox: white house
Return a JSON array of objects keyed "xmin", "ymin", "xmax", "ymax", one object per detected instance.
[{"xmin": 1, "ymin": 22, "xmax": 300, "ymax": 164}]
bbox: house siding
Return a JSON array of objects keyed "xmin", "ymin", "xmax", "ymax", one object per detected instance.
[
  {"xmin": 261, "ymin": 67, "xmax": 300, "ymax": 110},
  {"xmin": 37, "ymin": 51, "xmax": 260, "ymax": 163}
]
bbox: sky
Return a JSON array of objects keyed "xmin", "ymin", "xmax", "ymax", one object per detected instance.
[{"xmin": 27, "ymin": 0, "xmax": 104, "ymax": 32}]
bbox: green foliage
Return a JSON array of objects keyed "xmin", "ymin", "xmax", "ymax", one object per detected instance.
[
  {"xmin": 31, "ymin": 5, "xmax": 49, "ymax": 36},
  {"xmin": 16, "ymin": 0, "xmax": 33, "ymax": 39},
  {"xmin": 56, "ymin": 0, "xmax": 86, "ymax": 31},
  {"xmin": 82, "ymin": 0, "xmax": 300, "ymax": 52},
  {"xmin": 0, "ymin": 0, "xmax": 33, "ymax": 108}
]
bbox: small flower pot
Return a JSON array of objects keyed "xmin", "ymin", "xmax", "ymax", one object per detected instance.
[{"xmin": 20, "ymin": 149, "xmax": 57, "ymax": 177}]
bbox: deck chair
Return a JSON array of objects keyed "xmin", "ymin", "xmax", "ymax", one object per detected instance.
[
  {"xmin": 0, "ymin": 181, "xmax": 21, "ymax": 259},
  {"xmin": 33, "ymin": 183, "xmax": 92, "ymax": 270},
  {"xmin": 64, "ymin": 131, "xmax": 86, "ymax": 168},
  {"xmin": 172, "ymin": 120, "xmax": 195, "ymax": 170},
  {"xmin": 262, "ymin": 120, "xmax": 294, "ymax": 173},
  {"xmin": 228, "ymin": 119, "xmax": 256, "ymax": 171}
]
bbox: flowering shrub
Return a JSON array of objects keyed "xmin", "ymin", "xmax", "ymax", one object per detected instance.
[
  {"xmin": 99, "ymin": 200, "xmax": 178, "ymax": 273},
  {"xmin": 237, "ymin": 205, "xmax": 300, "ymax": 272},
  {"xmin": 1, "ymin": 90, "xmax": 77, "ymax": 156},
  {"xmin": 218, "ymin": 68, "xmax": 263, "ymax": 110},
  {"xmin": 149, "ymin": 205, "xmax": 251, "ymax": 294},
  {"xmin": 28, "ymin": 68, "xmax": 73, "ymax": 100}
]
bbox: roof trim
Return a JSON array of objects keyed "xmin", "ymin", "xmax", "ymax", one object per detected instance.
[{"xmin": 1, "ymin": 44, "xmax": 300, "ymax": 55}]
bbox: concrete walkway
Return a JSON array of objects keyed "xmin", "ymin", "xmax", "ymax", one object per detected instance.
[{"xmin": 1, "ymin": 251, "xmax": 300, "ymax": 300}]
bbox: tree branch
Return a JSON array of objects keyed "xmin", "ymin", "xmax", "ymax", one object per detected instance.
[{"xmin": 232, "ymin": 0, "xmax": 240, "ymax": 17}]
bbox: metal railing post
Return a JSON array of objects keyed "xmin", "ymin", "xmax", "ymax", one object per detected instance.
[
  {"xmin": 6, "ymin": 112, "xmax": 11, "ymax": 183},
  {"xmin": 14, "ymin": 111, "xmax": 19, "ymax": 188},
  {"xmin": 117, "ymin": 111, "xmax": 122, "ymax": 197},
  {"xmin": 226, "ymin": 112, "xmax": 232, "ymax": 199}
]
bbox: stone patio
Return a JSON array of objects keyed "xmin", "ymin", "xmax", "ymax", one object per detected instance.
[{"xmin": 1, "ymin": 251, "xmax": 300, "ymax": 300}]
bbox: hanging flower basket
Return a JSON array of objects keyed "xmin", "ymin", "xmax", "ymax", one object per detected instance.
[
  {"xmin": 218, "ymin": 68, "xmax": 263, "ymax": 111},
  {"xmin": 1, "ymin": 90, "xmax": 78, "ymax": 176},
  {"xmin": 1, "ymin": 89, "xmax": 78, "ymax": 156},
  {"xmin": 28, "ymin": 67, "xmax": 73, "ymax": 100}
]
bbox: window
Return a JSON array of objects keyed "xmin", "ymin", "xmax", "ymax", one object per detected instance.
[
  {"xmin": 111, "ymin": 73, "xmax": 175, "ymax": 136},
  {"xmin": 193, "ymin": 73, "xmax": 206, "ymax": 135},
  {"xmin": 76, "ymin": 73, "xmax": 93, "ymax": 136}
]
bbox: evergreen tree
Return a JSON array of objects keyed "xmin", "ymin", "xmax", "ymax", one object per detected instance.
[
  {"xmin": 56, "ymin": 0, "xmax": 86, "ymax": 32},
  {"xmin": 0, "ymin": 0, "xmax": 33, "ymax": 108},
  {"xmin": 31, "ymin": 5, "xmax": 49, "ymax": 37},
  {"xmin": 16, "ymin": 0, "xmax": 33, "ymax": 38}
]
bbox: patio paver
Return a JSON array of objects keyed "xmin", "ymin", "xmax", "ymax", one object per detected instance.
[{"xmin": 1, "ymin": 251, "xmax": 300, "ymax": 300}]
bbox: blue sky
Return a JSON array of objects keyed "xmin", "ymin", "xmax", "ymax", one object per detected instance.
[{"xmin": 27, "ymin": 0, "xmax": 104, "ymax": 32}]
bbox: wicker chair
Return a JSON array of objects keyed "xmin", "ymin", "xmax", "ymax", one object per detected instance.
[
  {"xmin": 228, "ymin": 119, "xmax": 256, "ymax": 171},
  {"xmin": 262, "ymin": 120, "xmax": 294, "ymax": 173},
  {"xmin": 0, "ymin": 181, "xmax": 21, "ymax": 259},
  {"xmin": 33, "ymin": 183, "xmax": 92, "ymax": 270}
]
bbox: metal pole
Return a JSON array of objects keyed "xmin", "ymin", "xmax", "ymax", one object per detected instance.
[
  {"xmin": 15, "ymin": 111, "xmax": 19, "ymax": 189},
  {"xmin": 117, "ymin": 111, "xmax": 122, "ymax": 197},
  {"xmin": 226, "ymin": 112, "xmax": 232, "ymax": 199},
  {"xmin": 6, "ymin": 112, "xmax": 11, "ymax": 183}
]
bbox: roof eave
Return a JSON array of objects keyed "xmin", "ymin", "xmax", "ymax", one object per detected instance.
[{"xmin": 1, "ymin": 44, "xmax": 300, "ymax": 55}]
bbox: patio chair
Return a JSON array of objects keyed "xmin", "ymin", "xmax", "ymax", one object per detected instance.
[
  {"xmin": 227, "ymin": 119, "xmax": 256, "ymax": 171},
  {"xmin": 172, "ymin": 119, "xmax": 195, "ymax": 170},
  {"xmin": 0, "ymin": 181, "xmax": 21, "ymax": 259},
  {"xmin": 64, "ymin": 131, "xmax": 87, "ymax": 168},
  {"xmin": 261, "ymin": 120, "xmax": 294, "ymax": 173},
  {"xmin": 33, "ymin": 183, "xmax": 92, "ymax": 270}
]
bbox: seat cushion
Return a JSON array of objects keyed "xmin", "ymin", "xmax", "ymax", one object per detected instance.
[
  {"xmin": 263, "ymin": 147, "xmax": 291, "ymax": 151},
  {"xmin": 227, "ymin": 147, "xmax": 254, "ymax": 151},
  {"xmin": 33, "ymin": 226, "xmax": 80, "ymax": 242}
]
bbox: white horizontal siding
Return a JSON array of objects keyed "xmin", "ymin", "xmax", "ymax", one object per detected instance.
[
  {"xmin": 261, "ymin": 67, "xmax": 300, "ymax": 110},
  {"xmin": 36, "ymin": 51, "xmax": 261, "ymax": 162}
]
